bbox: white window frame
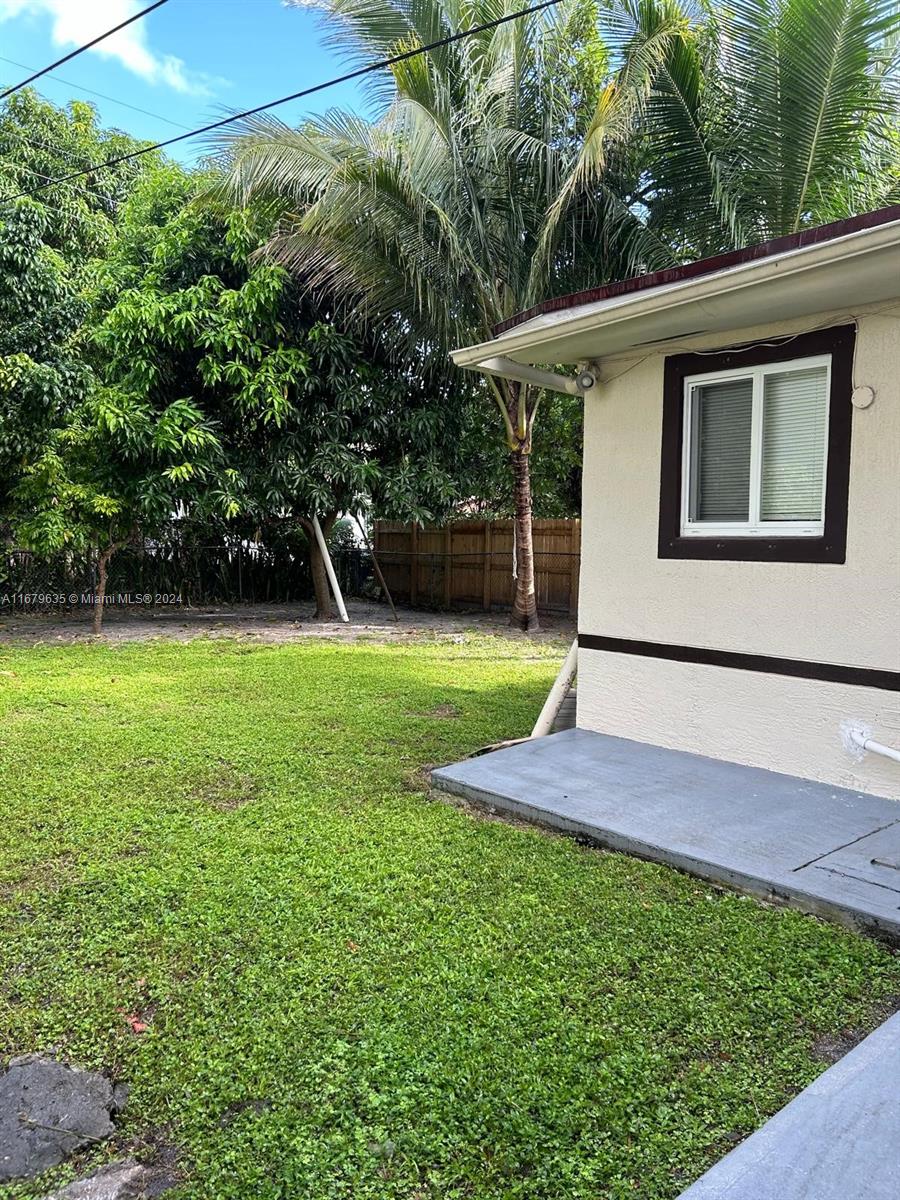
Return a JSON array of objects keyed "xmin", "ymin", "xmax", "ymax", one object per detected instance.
[{"xmin": 680, "ymin": 353, "xmax": 831, "ymax": 538}]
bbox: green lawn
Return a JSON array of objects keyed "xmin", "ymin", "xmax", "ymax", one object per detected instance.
[{"xmin": 1, "ymin": 635, "xmax": 898, "ymax": 1199}]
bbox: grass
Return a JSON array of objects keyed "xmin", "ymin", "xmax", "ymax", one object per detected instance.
[{"xmin": 1, "ymin": 633, "xmax": 898, "ymax": 1199}]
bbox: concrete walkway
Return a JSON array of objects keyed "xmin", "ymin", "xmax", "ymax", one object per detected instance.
[
  {"xmin": 680, "ymin": 1011, "xmax": 900, "ymax": 1199},
  {"xmin": 432, "ymin": 727, "xmax": 900, "ymax": 939}
]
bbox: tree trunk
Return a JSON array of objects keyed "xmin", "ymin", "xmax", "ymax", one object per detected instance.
[
  {"xmin": 301, "ymin": 513, "xmax": 337, "ymax": 619},
  {"xmin": 308, "ymin": 536, "xmax": 333, "ymax": 619},
  {"xmin": 510, "ymin": 448, "xmax": 540, "ymax": 633},
  {"xmin": 93, "ymin": 547, "xmax": 112, "ymax": 635}
]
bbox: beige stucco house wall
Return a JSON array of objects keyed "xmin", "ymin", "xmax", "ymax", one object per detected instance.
[
  {"xmin": 577, "ymin": 300, "xmax": 900, "ymax": 797},
  {"xmin": 452, "ymin": 208, "xmax": 900, "ymax": 800}
]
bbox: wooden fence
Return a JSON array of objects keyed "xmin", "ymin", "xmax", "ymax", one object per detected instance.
[{"xmin": 373, "ymin": 519, "xmax": 580, "ymax": 615}]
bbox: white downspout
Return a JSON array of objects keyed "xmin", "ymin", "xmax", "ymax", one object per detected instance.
[
  {"xmin": 312, "ymin": 514, "xmax": 349, "ymax": 623},
  {"xmin": 532, "ymin": 639, "xmax": 578, "ymax": 738}
]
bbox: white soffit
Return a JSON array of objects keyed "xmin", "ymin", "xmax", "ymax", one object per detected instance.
[{"xmin": 451, "ymin": 220, "xmax": 900, "ymax": 370}]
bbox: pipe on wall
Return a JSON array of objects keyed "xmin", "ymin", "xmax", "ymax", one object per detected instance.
[
  {"xmin": 532, "ymin": 639, "xmax": 578, "ymax": 738},
  {"xmin": 849, "ymin": 728, "xmax": 900, "ymax": 766}
]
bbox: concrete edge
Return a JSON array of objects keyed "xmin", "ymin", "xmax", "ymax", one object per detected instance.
[
  {"xmin": 678, "ymin": 1009, "xmax": 900, "ymax": 1196},
  {"xmin": 431, "ymin": 770, "xmax": 900, "ymax": 944}
]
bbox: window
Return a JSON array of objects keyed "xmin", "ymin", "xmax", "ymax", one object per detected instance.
[
  {"xmin": 682, "ymin": 356, "xmax": 830, "ymax": 537},
  {"xmin": 658, "ymin": 325, "xmax": 855, "ymax": 563}
]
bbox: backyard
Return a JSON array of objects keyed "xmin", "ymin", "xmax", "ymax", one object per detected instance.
[{"xmin": 1, "ymin": 630, "xmax": 899, "ymax": 1199}]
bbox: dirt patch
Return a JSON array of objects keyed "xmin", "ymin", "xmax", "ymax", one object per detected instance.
[
  {"xmin": 409, "ymin": 703, "xmax": 460, "ymax": 719},
  {"xmin": 407, "ymin": 764, "xmax": 439, "ymax": 792},
  {"xmin": 0, "ymin": 601, "xmax": 574, "ymax": 647},
  {"xmin": 0, "ymin": 853, "xmax": 78, "ymax": 902},
  {"xmin": 192, "ymin": 766, "xmax": 260, "ymax": 812},
  {"xmin": 218, "ymin": 1098, "xmax": 272, "ymax": 1128},
  {"xmin": 437, "ymin": 791, "xmax": 570, "ymax": 839},
  {"xmin": 811, "ymin": 995, "xmax": 900, "ymax": 1063}
]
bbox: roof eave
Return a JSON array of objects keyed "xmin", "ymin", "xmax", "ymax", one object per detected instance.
[{"xmin": 451, "ymin": 217, "xmax": 900, "ymax": 376}]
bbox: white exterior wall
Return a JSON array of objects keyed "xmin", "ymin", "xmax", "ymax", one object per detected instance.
[{"xmin": 577, "ymin": 302, "xmax": 900, "ymax": 798}]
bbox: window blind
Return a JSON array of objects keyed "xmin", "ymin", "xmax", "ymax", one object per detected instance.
[
  {"xmin": 692, "ymin": 378, "xmax": 753, "ymax": 521},
  {"xmin": 761, "ymin": 365, "xmax": 828, "ymax": 521}
]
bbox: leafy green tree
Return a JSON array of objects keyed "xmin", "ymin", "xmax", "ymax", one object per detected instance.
[
  {"xmin": 215, "ymin": 0, "xmax": 668, "ymax": 631},
  {"xmin": 0, "ymin": 91, "xmax": 157, "ymax": 517},
  {"xmin": 0, "ymin": 197, "xmax": 90, "ymax": 514},
  {"xmin": 95, "ymin": 167, "xmax": 474, "ymax": 618},
  {"xmin": 14, "ymin": 390, "xmax": 220, "ymax": 634}
]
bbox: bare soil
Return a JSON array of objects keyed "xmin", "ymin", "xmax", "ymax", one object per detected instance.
[{"xmin": 0, "ymin": 600, "xmax": 575, "ymax": 647}]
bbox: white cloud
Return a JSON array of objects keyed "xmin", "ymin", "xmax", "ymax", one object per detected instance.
[{"xmin": 0, "ymin": 0, "xmax": 224, "ymax": 97}]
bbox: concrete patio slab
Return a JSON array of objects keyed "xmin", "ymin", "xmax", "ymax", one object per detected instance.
[
  {"xmin": 679, "ymin": 1011, "xmax": 900, "ymax": 1199},
  {"xmin": 432, "ymin": 728, "xmax": 900, "ymax": 939}
]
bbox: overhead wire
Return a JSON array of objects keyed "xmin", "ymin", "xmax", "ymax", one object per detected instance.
[
  {"xmin": 0, "ymin": 0, "xmax": 173, "ymax": 100},
  {"xmin": 0, "ymin": 54, "xmax": 192, "ymax": 131},
  {"xmin": 0, "ymin": 0, "xmax": 564, "ymax": 205}
]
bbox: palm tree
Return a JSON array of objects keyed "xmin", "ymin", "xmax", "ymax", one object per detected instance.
[
  {"xmin": 215, "ymin": 0, "xmax": 898, "ymax": 630},
  {"xmin": 618, "ymin": 0, "xmax": 900, "ymax": 255},
  {"xmin": 213, "ymin": 0, "xmax": 677, "ymax": 631}
]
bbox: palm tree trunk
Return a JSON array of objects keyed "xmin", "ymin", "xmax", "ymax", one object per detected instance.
[{"xmin": 510, "ymin": 448, "xmax": 540, "ymax": 632}]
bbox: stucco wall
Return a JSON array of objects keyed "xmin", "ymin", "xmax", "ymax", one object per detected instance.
[{"xmin": 577, "ymin": 301, "xmax": 900, "ymax": 797}]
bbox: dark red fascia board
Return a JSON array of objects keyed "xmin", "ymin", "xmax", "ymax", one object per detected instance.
[{"xmin": 493, "ymin": 205, "xmax": 900, "ymax": 337}]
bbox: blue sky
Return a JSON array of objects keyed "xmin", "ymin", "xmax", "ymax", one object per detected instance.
[{"xmin": 0, "ymin": 0, "xmax": 371, "ymax": 160}]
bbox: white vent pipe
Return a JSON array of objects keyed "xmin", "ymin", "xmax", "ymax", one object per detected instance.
[{"xmin": 849, "ymin": 729, "xmax": 900, "ymax": 766}]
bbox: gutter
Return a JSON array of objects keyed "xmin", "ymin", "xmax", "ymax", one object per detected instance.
[{"xmin": 451, "ymin": 219, "xmax": 900, "ymax": 372}]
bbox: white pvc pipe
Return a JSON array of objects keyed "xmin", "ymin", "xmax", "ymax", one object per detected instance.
[
  {"xmin": 312, "ymin": 514, "xmax": 349, "ymax": 623},
  {"xmin": 850, "ymin": 729, "xmax": 900, "ymax": 765},
  {"xmin": 531, "ymin": 639, "xmax": 577, "ymax": 738}
]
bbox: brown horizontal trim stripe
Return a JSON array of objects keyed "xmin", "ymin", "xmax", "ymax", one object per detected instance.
[
  {"xmin": 577, "ymin": 634, "xmax": 900, "ymax": 692},
  {"xmin": 494, "ymin": 205, "xmax": 900, "ymax": 336}
]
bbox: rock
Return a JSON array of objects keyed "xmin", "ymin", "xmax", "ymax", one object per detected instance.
[
  {"xmin": 0, "ymin": 1055, "xmax": 124, "ymax": 1182},
  {"xmin": 44, "ymin": 1159, "xmax": 150, "ymax": 1199}
]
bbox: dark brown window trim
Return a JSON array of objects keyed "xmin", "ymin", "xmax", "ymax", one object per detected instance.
[
  {"xmin": 657, "ymin": 324, "xmax": 855, "ymax": 563},
  {"xmin": 577, "ymin": 634, "xmax": 900, "ymax": 692}
]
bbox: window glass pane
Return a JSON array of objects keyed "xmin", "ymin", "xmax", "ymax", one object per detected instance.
[
  {"xmin": 690, "ymin": 377, "xmax": 753, "ymax": 521},
  {"xmin": 761, "ymin": 365, "xmax": 828, "ymax": 521}
]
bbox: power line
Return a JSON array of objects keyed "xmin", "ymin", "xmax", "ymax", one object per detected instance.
[
  {"xmin": 0, "ymin": 128, "xmax": 129, "ymax": 205},
  {"xmin": 1, "ymin": 125, "xmax": 85, "ymax": 166},
  {"xmin": 0, "ymin": 54, "xmax": 192, "ymax": 130},
  {"xmin": 1, "ymin": 0, "xmax": 563, "ymax": 204},
  {"xmin": 0, "ymin": 0, "xmax": 172, "ymax": 101},
  {"xmin": 1, "ymin": 153, "xmax": 115, "ymax": 207}
]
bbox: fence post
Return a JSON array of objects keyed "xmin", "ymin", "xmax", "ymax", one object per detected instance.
[
  {"xmin": 443, "ymin": 524, "xmax": 452, "ymax": 608},
  {"xmin": 482, "ymin": 520, "xmax": 492, "ymax": 611},
  {"xmin": 569, "ymin": 519, "xmax": 581, "ymax": 615},
  {"xmin": 409, "ymin": 523, "xmax": 418, "ymax": 606}
]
